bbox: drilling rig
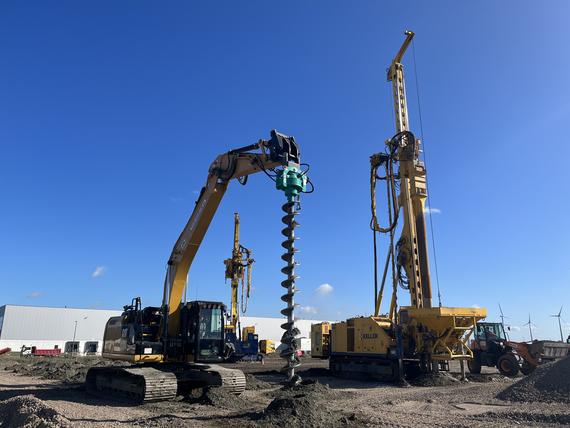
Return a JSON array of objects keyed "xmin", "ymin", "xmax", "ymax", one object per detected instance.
[
  {"xmin": 223, "ymin": 212, "xmax": 258, "ymax": 361},
  {"xmin": 328, "ymin": 31, "xmax": 486, "ymax": 381},
  {"xmin": 85, "ymin": 130, "xmax": 309, "ymax": 401}
]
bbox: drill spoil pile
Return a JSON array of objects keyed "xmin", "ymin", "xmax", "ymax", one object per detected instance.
[
  {"xmin": 256, "ymin": 382, "xmax": 343, "ymax": 428},
  {"xmin": 0, "ymin": 395, "xmax": 70, "ymax": 428},
  {"xmin": 497, "ymin": 356, "xmax": 570, "ymax": 403}
]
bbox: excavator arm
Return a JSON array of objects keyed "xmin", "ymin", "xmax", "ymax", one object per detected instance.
[{"xmin": 162, "ymin": 130, "xmax": 300, "ymax": 337}]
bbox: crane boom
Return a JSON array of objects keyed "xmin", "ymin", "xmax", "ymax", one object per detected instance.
[{"xmin": 162, "ymin": 131, "xmax": 300, "ymax": 336}]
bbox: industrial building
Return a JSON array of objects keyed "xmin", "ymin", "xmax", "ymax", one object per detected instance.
[
  {"xmin": 0, "ymin": 305, "xmax": 122, "ymax": 354},
  {"xmin": 0, "ymin": 304, "xmax": 327, "ymax": 355}
]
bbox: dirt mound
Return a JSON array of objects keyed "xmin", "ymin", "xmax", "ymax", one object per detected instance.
[
  {"xmin": 245, "ymin": 373, "xmax": 273, "ymax": 390},
  {"xmin": 409, "ymin": 371, "xmax": 459, "ymax": 387},
  {"xmin": 200, "ymin": 387, "xmax": 251, "ymax": 410},
  {"xmin": 0, "ymin": 395, "xmax": 70, "ymax": 427},
  {"xmin": 7, "ymin": 357, "xmax": 127, "ymax": 384},
  {"xmin": 256, "ymin": 381, "xmax": 343, "ymax": 427},
  {"xmin": 497, "ymin": 356, "xmax": 570, "ymax": 403}
]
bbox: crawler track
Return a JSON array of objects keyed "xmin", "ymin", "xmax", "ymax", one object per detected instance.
[{"xmin": 86, "ymin": 363, "xmax": 246, "ymax": 403}]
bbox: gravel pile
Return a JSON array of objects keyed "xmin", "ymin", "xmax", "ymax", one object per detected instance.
[
  {"xmin": 497, "ymin": 356, "xmax": 570, "ymax": 403},
  {"xmin": 0, "ymin": 395, "xmax": 70, "ymax": 427},
  {"xmin": 7, "ymin": 357, "xmax": 127, "ymax": 384}
]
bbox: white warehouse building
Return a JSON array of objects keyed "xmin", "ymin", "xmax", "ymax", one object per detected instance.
[
  {"xmin": 0, "ymin": 304, "xmax": 328, "ymax": 355},
  {"xmin": 0, "ymin": 305, "xmax": 122, "ymax": 354}
]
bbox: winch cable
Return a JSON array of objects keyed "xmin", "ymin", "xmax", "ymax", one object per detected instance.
[{"xmin": 411, "ymin": 38, "xmax": 442, "ymax": 307}]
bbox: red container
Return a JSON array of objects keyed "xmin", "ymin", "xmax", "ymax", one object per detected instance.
[{"xmin": 31, "ymin": 347, "xmax": 61, "ymax": 356}]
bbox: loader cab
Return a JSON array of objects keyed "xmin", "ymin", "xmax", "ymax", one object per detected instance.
[
  {"xmin": 474, "ymin": 322, "xmax": 506, "ymax": 351},
  {"xmin": 475, "ymin": 322, "xmax": 506, "ymax": 341},
  {"xmin": 181, "ymin": 301, "xmax": 226, "ymax": 363}
]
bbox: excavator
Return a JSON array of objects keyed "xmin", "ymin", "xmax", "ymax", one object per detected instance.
[
  {"xmin": 86, "ymin": 130, "xmax": 308, "ymax": 402},
  {"xmin": 324, "ymin": 31, "xmax": 487, "ymax": 381},
  {"xmin": 223, "ymin": 212, "xmax": 259, "ymax": 361}
]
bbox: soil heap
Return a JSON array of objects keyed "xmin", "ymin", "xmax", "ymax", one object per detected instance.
[
  {"xmin": 497, "ymin": 356, "xmax": 570, "ymax": 403},
  {"xmin": 0, "ymin": 395, "xmax": 70, "ymax": 427},
  {"xmin": 7, "ymin": 357, "xmax": 127, "ymax": 384},
  {"xmin": 256, "ymin": 381, "xmax": 344, "ymax": 427},
  {"xmin": 245, "ymin": 373, "xmax": 273, "ymax": 390},
  {"xmin": 200, "ymin": 387, "xmax": 251, "ymax": 410}
]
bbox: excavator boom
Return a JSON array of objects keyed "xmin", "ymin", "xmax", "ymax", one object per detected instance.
[{"xmin": 163, "ymin": 131, "xmax": 300, "ymax": 337}]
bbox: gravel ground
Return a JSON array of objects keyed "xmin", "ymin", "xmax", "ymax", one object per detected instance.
[{"xmin": 0, "ymin": 354, "xmax": 569, "ymax": 427}]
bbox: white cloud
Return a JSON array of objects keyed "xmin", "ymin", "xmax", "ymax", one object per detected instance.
[
  {"xmin": 298, "ymin": 306, "xmax": 318, "ymax": 315},
  {"xmin": 424, "ymin": 206, "xmax": 441, "ymax": 214},
  {"xmin": 26, "ymin": 291, "xmax": 42, "ymax": 299},
  {"xmin": 315, "ymin": 283, "xmax": 333, "ymax": 296},
  {"xmin": 91, "ymin": 266, "xmax": 107, "ymax": 278},
  {"xmin": 508, "ymin": 325, "xmax": 521, "ymax": 332},
  {"xmin": 471, "ymin": 304, "xmax": 480, "ymax": 308}
]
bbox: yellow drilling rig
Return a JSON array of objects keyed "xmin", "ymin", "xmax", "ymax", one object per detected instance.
[
  {"xmin": 322, "ymin": 31, "xmax": 486, "ymax": 381},
  {"xmin": 223, "ymin": 212, "xmax": 259, "ymax": 361},
  {"xmin": 85, "ymin": 131, "xmax": 310, "ymax": 401}
]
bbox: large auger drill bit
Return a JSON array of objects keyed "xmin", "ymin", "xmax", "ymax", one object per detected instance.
[{"xmin": 276, "ymin": 166, "xmax": 307, "ymax": 385}]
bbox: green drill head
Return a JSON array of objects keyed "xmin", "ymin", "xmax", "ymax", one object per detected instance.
[{"xmin": 276, "ymin": 166, "xmax": 307, "ymax": 202}]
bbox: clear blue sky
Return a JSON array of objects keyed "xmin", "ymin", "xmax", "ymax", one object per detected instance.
[{"xmin": 1, "ymin": 1, "xmax": 569, "ymax": 341}]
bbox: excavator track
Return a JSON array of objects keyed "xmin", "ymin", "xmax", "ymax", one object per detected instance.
[
  {"xmin": 85, "ymin": 363, "xmax": 246, "ymax": 403},
  {"xmin": 85, "ymin": 366, "xmax": 178, "ymax": 402},
  {"xmin": 202, "ymin": 364, "xmax": 247, "ymax": 394}
]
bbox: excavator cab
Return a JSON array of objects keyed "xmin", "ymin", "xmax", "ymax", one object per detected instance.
[
  {"xmin": 102, "ymin": 299, "xmax": 227, "ymax": 364},
  {"xmin": 180, "ymin": 301, "xmax": 226, "ymax": 363}
]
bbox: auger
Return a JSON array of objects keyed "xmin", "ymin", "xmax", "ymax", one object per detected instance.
[{"xmin": 276, "ymin": 166, "xmax": 307, "ymax": 385}]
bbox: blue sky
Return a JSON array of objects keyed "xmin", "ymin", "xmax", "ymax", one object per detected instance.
[{"xmin": 1, "ymin": 1, "xmax": 569, "ymax": 341}]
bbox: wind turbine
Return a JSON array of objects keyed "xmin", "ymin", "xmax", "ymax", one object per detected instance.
[
  {"xmin": 550, "ymin": 306, "xmax": 564, "ymax": 342},
  {"xmin": 523, "ymin": 314, "xmax": 535, "ymax": 341},
  {"xmin": 498, "ymin": 303, "xmax": 510, "ymax": 340}
]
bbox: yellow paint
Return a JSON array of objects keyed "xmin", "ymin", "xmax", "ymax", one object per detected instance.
[{"xmin": 102, "ymin": 353, "xmax": 164, "ymax": 363}]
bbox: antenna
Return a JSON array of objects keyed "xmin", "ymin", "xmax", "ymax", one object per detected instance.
[
  {"xmin": 498, "ymin": 303, "xmax": 510, "ymax": 340},
  {"xmin": 523, "ymin": 314, "xmax": 535, "ymax": 341},
  {"xmin": 550, "ymin": 306, "xmax": 564, "ymax": 342}
]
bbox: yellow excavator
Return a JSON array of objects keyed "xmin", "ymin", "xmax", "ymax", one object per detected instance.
[
  {"xmin": 86, "ymin": 130, "xmax": 309, "ymax": 401},
  {"xmin": 325, "ymin": 31, "xmax": 486, "ymax": 381}
]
